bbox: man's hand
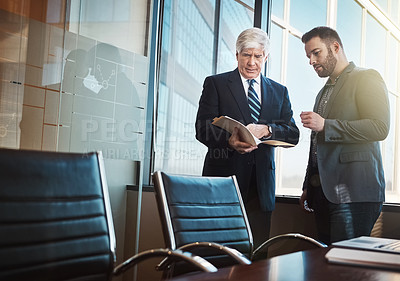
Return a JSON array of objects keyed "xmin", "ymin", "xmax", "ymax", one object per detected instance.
[
  {"xmin": 300, "ymin": 111, "xmax": 325, "ymax": 132},
  {"xmin": 246, "ymin": 124, "xmax": 271, "ymax": 139},
  {"xmin": 229, "ymin": 127, "xmax": 258, "ymax": 154},
  {"xmin": 299, "ymin": 189, "xmax": 314, "ymax": 213}
]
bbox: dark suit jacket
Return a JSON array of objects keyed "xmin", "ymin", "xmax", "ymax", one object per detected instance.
[
  {"xmin": 303, "ymin": 62, "xmax": 390, "ymax": 204},
  {"xmin": 195, "ymin": 68, "xmax": 299, "ymax": 212}
]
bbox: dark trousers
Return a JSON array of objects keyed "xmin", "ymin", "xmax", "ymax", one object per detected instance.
[
  {"xmin": 244, "ymin": 167, "xmax": 272, "ymax": 254},
  {"xmin": 311, "ymin": 185, "xmax": 382, "ymax": 245}
]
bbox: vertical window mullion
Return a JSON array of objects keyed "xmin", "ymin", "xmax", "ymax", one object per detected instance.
[{"xmin": 213, "ymin": 0, "xmax": 221, "ymax": 75}]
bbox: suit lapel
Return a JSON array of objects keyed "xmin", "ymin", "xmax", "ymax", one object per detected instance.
[
  {"xmin": 228, "ymin": 69, "xmax": 252, "ymax": 124},
  {"xmin": 259, "ymin": 75, "xmax": 271, "ymax": 121}
]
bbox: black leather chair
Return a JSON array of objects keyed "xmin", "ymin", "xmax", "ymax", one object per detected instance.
[
  {"xmin": 152, "ymin": 171, "xmax": 327, "ymax": 277},
  {"xmin": 0, "ymin": 149, "xmax": 216, "ymax": 281}
]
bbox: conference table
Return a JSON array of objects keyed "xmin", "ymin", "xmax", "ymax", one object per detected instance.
[{"xmin": 170, "ymin": 247, "xmax": 400, "ymax": 281}]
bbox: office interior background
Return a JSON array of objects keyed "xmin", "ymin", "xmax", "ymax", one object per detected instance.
[{"xmin": 0, "ymin": 0, "xmax": 399, "ymax": 280}]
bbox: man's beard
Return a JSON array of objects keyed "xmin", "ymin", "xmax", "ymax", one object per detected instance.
[{"xmin": 317, "ymin": 48, "xmax": 337, "ymax": 78}]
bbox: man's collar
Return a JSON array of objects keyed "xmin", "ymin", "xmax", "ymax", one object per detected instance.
[
  {"xmin": 327, "ymin": 62, "xmax": 352, "ymax": 85},
  {"xmin": 239, "ymin": 74, "xmax": 261, "ymax": 85}
]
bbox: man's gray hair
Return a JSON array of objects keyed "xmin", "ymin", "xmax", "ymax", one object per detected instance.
[{"xmin": 236, "ymin": 27, "xmax": 270, "ymax": 56}]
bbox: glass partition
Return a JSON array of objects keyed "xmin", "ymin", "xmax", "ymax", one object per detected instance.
[
  {"xmin": 0, "ymin": 0, "xmax": 152, "ymax": 163},
  {"xmin": 59, "ymin": 0, "xmax": 150, "ymax": 161}
]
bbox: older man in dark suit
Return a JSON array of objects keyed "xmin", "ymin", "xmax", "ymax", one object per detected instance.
[
  {"xmin": 300, "ymin": 26, "xmax": 390, "ymax": 245},
  {"xmin": 195, "ymin": 27, "xmax": 299, "ymax": 249}
]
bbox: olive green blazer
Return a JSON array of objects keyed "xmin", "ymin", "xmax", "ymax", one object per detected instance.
[{"xmin": 304, "ymin": 62, "xmax": 390, "ymax": 204}]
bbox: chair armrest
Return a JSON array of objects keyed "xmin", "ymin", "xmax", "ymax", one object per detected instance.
[
  {"xmin": 252, "ymin": 233, "xmax": 327, "ymax": 260},
  {"xmin": 113, "ymin": 248, "xmax": 217, "ymax": 276},
  {"xmin": 156, "ymin": 242, "xmax": 251, "ymax": 271}
]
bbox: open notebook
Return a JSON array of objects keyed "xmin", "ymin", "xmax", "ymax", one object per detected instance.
[{"xmin": 332, "ymin": 236, "xmax": 400, "ymax": 254}]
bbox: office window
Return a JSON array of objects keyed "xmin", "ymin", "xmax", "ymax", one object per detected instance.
[
  {"xmin": 289, "ymin": 0, "xmax": 327, "ymax": 33},
  {"xmin": 336, "ymin": 0, "xmax": 362, "ymax": 65},
  {"xmin": 384, "ymin": 93, "xmax": 397, "ymax": 202},
  {"xmin": 154, "ymin": 83, "xmax": 169, "ymax": 172},
  {"xmin": 384, "ymin": 35, "xmax": 399, "ymax": 202},
  {"xmin": 270, "ymin": 0, "xmax": 327, "ymax": 196},
  {"xmin": 218, "ymin": 40, "xmax": 237, "ymax": 74},
  {"xmin": 156, "ymin": 0, "xmax": 400, "ymax": 204},
  {"xmin": 375, "ymin": 0, "xmax": 388, "ymax": 13},
  {"xmin": 162, "ymin": 0, "xmax": 172, "ymax": 52},
  {"xmin": 365, "ymin": 13, "xmax": 387, "ymax": 76},
  {"xmin": 176, "ymin": 1, "xmax": 214, "ymax": 82},
  {"xmin": 388, "ymin": 35, "xmax": 399, "ymax": 92},
  {"xmin": 276, "ymin": 35, "xmax": 324, "ymax": 195},
  {"xmin": 269, "ymin": 0, "xmax": 400, "ymax": 202},
  {"xmin": 154, "ymin": 0, "xmax": 214, "ymax": 175},
  {"xmin": 272, "ymin": 0, "xmax": 284, "ymax": 20},
  {"xmin": 268, "ymin": 23, "xmax": 283, "ymax": 82},
  {"xmin": 391, "ymin": 0, "xmax": 399, "ymax": 25},
  {"xmin": 154, "ymin": 0, "xmax": 254, "ymax": 175},
  {"xmin": 217, "ymin": 0, "xmax": 254, "ymax": 73}
]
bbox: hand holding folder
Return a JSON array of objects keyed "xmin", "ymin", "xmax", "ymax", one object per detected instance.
[{"xmin": 212, "ymin": 116, "xmax": 296, "ymax": 148}]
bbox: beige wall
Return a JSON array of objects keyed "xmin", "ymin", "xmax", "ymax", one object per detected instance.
[{"xmin": 124, "ymin": 189, "xmax": 164, "ymax": 281}]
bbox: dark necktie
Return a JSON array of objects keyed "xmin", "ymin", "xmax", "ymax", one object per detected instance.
[{"xmin": 247, "ymin": 79, "xmax": 260, "ymax": 123}]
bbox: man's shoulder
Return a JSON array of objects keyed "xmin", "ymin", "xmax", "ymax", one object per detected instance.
[
  {"xmin": 262, "ymin": 76, "xmax": 287, "ymax": 91},
  {"xmin": 348, "ymin": 68, "xmax": 384, "ymax": 86},
  {"xmin": 345, "ymin": 65, "xmax": 385, "ymax": 88},
  {"xmin": 349, "ymin": 64, "xmax": 382, "ymax": 78},
  {"xmin": 264, "ymin": 76, "xmax": 283, "ymax": 86},
  {"xmin": 207, "ymin": 69, "xmax": 238, "ymax": 80}
]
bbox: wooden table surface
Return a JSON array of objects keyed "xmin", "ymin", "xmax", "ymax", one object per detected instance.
[{"xmin": 170, "ymin": 247, "xmax": 400, "ymax": 281}]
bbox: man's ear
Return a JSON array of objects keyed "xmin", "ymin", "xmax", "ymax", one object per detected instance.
[
  {"xmin": 264, "ymin": 54, "xmax": 269, "ymax": 63},
  {"xmin": 236, "ymin": 51, "xmax": 239, "ymax": 60},
  {"xmin": 333, "ymin": 41, "xmax": 340, "ymax": 53}
]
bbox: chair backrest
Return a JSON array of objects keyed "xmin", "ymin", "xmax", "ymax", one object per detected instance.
[
  {"xmin": 253, "ymin": 233, "xmax": 327, "ymax": 259},
  {"xmin": 152, "ymin": 171, "xmax": 253, "ymax": 271},
  {"xmin": 0, "ymin": 149, "xmax": 116, "ymax": 281}
]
